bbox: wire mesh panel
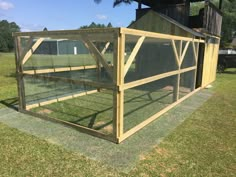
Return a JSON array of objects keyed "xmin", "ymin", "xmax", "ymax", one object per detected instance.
[
  {"xmin": 32, "ymin": 89, "xmax": 114, "ymax": 135},
  {"xmin": 181, "ymin": 42, "xmax": 196, "ymax": 69},
  {"xmin": 124, "ymin": 36, "xmax": 178, "ymax": 83},
  {"xmin": 16, "ymin": 30, "xmax": 117, "ymax": 136},
  {"xmin": 123, "ymin": 76, "xmax": 176, "ymax": 132},
  {"xmin": 179, "ymin": 70, "xmax": 195, "ymax": 99}
]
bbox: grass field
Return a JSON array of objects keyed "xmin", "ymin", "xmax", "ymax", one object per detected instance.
[
  {"xmin": 0, "ymin": 52, "xmax": 235, "ymax": 176},
  {"xmin": 0, "ymin": 53, "xmax": 18, "ymax": 108},
  {"xmin": 23, "ymin": 53, "xmax": 113, "ymax": 70}
]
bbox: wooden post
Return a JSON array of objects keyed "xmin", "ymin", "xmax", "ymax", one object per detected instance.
[
  {"xmin": 14, "ymin": 36, "xmax": 26, "ymax": 111},
  {"xmin": 113, "ymin": 31, "xmax": 125, "ymax": 142},
  {"xmin": 173, "ymin": 40, "xmax": 182, "ymax": 102},
  {"xmin": 191, "ymin": 41, "xmax": 199, "ymax": 91}
]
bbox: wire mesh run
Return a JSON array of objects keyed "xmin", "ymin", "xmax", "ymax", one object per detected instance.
[{"xmin": 14, "ymin": 28, "xmax": 203, "ymax": 143}]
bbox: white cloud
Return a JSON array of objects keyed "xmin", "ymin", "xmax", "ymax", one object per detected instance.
[
  {"xmin": 0, "ymin": 1, "xmax": 14, "ymax": 10},
  {"xmin": 96, "ymin": 14, "xmax": 107, "ymax": 20},
  {"xmin": 20, "ymin": 23, "xmax": 44, "ymax": 32}
]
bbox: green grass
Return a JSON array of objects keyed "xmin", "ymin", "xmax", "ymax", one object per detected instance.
[
  {"xmin": 0, "ymin": 123, "xmax": 123, "ymax": 177},
  {"xmin": 129, "ymin": 70, "xmax": 236, "ymax": 177},
  {"xmin": 24, "ymin": 53, "xmax": 113, "ymax": 70},
  {"xmin": 0, "ymin": 53, "xmax": 17, "ymax": 108},
  {"xmin": 0, "ymin": 52, "xmax": 235, "ymax": 176}
]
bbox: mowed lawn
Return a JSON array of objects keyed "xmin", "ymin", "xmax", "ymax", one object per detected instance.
[{"xmin": 0, "ymin": 53, "xmax": 235, "ymax": 176}]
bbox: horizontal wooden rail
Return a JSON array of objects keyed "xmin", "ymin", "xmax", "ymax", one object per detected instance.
[
  {"xmin": 23, "ymin": 73, "xmax": 116, "ymax": 90},
  {"xmin": 23, "ymin": 65, "xmax": 97, "ymax": 74},
  {"xmin": 20, "ymin": 109, "xmax": 117, "ymax": 143},
  {"xmin": 26, "ymin": 90, "xmax": 97, "ymax": 110},
  {"xmin": 13, "ymin": 28, "xmax": 120, "ymax": 37},
  {"xmin": 120, "ymin": 28, "xmax": 205, "ymax": 43},
  {"xmin": 121, "ymin": 66, "xmax": 196, "ymax": 91}
]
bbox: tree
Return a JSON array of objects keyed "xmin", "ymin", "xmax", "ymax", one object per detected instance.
[
  {"xmin": 107, "ymin": 22, "xmax": 113, "ymax": 28},
  {"xmin": 94, "ymin": 0, "xmax": 132, "ymax": 7},
  {"xmin": 0, "ymin": 20, "xmax": 20, "ymax": 52},
  {"xmin": 80, "ymin": 22, "xmax": 112, "ymax": 29},
  {"xmin": 220, "ymin": 0, "xmax": 236, "ymax": 47}
]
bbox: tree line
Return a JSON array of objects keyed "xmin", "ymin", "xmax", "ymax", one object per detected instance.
[{"xmin": 0, "ymin": 20, "xmax": 20, "ymax": 52}]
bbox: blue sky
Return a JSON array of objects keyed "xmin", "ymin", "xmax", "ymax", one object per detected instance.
[{"xmin": 0, "ymin": 0, "xmax": 139, "ymax": 31}]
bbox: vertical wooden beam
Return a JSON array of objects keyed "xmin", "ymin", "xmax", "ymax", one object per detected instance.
[
  {"xmin": 191, "ymin": 41, "xmax": 199, "ymax": 91},
  {"xmin": 192, "ymin": 41, "xmax": 198, "ymax": 63},
  {"xmin": 113, "ymin": 31, "xmax": 125, "ymax": 142},
  {"xmin": 173, "ymin": 40, "xmax": 182, "ymax": 102},
  {"xmin": 14, "ymin": 36, "xmax": 26, "ymax": 111}
]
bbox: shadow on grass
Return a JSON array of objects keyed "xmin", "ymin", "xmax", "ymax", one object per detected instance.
[{"xmin": 0, "ymin": 97, "xmax": 18, "ymax": 110}]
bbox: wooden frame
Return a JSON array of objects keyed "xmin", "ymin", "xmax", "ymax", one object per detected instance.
[{"xmin": 14, "ymin": 27, "xmax": 205, "ymax": 143}]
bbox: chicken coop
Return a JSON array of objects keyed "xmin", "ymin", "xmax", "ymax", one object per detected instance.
[{"xmin": 14, "ymin": 0, "xmax": 222, "ymax": 143}]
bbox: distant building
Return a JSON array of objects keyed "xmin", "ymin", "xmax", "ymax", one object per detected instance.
[{"xmin": 34, "ymin": 39, "xmax": 88, "ymax": 55}]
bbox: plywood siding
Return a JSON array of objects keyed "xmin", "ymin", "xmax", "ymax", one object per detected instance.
[
  {"xmin": 201, "ymin": 37, "xmax": 220, "ymax": 87},
  {"xmin": 129, "ymin": 10, "xmax": 194, "ymax": 38}
]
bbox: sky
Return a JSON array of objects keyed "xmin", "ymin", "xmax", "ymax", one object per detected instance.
[{"xmin": 0, "ymin": 0, "xmax": 139, "ymax": 31}]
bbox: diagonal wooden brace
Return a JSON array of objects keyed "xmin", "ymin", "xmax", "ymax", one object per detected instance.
[
  {"xmin": 124, "ymin": 36, "xmax": 145, "ymax": 76},
  {"xmin": 22, "ymin": 38, "xmax": 44, "ymax": 65},
  {"xmin": 180, "ymin": 41, "xmax": 190, "ymax": 65},
  {"xmin": 81, "ymin": 35, "xmax": 113, "ymax": 78},
  {"xmin": 171, "ymin": 39, "xmax": 180, "ymax": 67}
]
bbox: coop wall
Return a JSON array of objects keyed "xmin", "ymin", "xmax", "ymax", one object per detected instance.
[{"xmin": 201, "ymin": 36, "xmax": 220, "ymax": 87}]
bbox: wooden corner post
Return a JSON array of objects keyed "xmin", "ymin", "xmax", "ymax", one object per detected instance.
[
  {"xmin": 14, "ymin": 36, "xmax": 26, "ymax": 111},
  {"xmin": 171, "ymin": 40, "xmax": 182, "ymax": 102},
  {"xmin": 113, "ymin": 30, "xmax": 125, "ymax": 143}
]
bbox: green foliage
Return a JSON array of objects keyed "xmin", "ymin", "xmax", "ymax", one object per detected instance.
[
  {"xmin": 80, "ymin": 22, "xmax": 113, "ymax": 29},
  {"xmin": 0, "ymin": 20, "xmax": 20, "ymax": 52},
  {"xmin": 0, "ymin": 53, "xmax": 17, "ymax": 108},
  {"xmin": 190, "ymin": 2, "xmax": 205, "ymax": 16},
  {"xmin": 94, "ymin": 0, "xmax": 132, "ymax": 7},
  {"xmin": 220, "ymin": 0, "xmax": 236, "ymax": 47},
  {"xmin": 191, "ymin": 0, "xmax": 236, "ymax": 48}
]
